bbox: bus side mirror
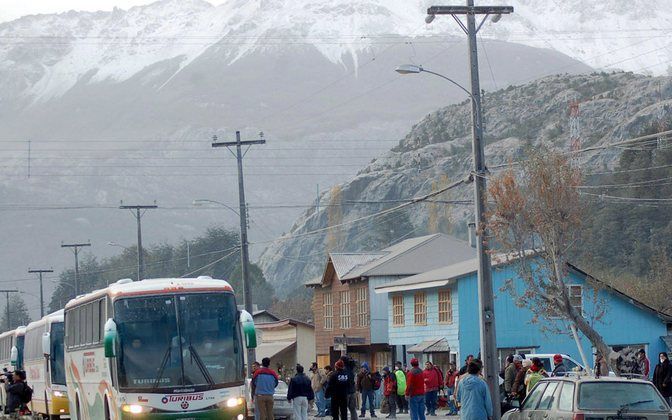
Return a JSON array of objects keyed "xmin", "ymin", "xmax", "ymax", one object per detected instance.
[
  {"xmin": 104, "ymin": 318, "xmax": 117, "ymax": 358},
  {"xmin": 10, "ymin": 346, "xmax": 18, "ymax": 367},
  {"xmin": 239, "ymin": 310, "xmax": 257, "ymax": 349},
  {"xmin": 42, "ymin": 332, "xmax": 51, "ymax": 357}
]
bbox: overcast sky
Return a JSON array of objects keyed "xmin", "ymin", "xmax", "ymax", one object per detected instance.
[{"xmin": 0, "ymin": 0, "xmax": 224, "ymax": 23}]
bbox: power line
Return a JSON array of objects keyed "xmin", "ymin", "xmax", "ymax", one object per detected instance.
[{"xmin": 249, "ymin": 175, "xmax": 470, "ymax": 246}]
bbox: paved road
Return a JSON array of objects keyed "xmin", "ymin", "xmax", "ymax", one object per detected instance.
[{"xmin": 307, "ymin": 411, "xmax": 461, "ymax": 420}]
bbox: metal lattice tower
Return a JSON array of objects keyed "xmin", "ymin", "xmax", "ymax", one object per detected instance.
[
  {"xmin": 569, "ymin": 99, "xmax": 581, "ymax": 153},
  {"xmin": 657, "ymin": 82, "xmax": 667, "ymax": 149}
]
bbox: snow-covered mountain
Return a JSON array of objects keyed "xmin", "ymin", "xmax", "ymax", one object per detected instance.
[
  {"xmin": 2, "ymin": 0, "xmax": 666, "ymax": 316},
  {"xmin": 1, "ymin": 0, "xmax": 670, "ymax": 104}
]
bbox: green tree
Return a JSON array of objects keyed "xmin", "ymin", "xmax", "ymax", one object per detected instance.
[
  {"xmin": 47, "ymin": 225, "xmax": 276, "ymax": 313},
  {"xmin": 1, "ymin": 295, "xmax": 31, "ymax": 332}
]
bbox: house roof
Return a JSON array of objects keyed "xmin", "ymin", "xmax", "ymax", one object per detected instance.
[
  {"xmin": 252, "ymin": 310, "xmax": 281, "ymax": 321},
  {"xmin": 407, "ymin": 338, "xmax": 451, "ymax": 354},
  {"xmin": 567, "ymin": 263, "xmax": 672, "ymax": 323},
  {"xmin": 255, "ymin": 318, "xmax": 315, "ymax": 330},
  {"xmin": 256, "ymin": 341, "xmax": 296, "ymax": 360},
  {"xmin": 375, "ymin": 255, "xmax": 672, "ymax": 323},
  {"xmin": 331, "ymin": 252, "xmax": 386, "ymax": 279},
  {"xmin": 374, "ymin": 252, "xmax": 523, "ymax": 293},
  {"xmin": 312, "ymin": 233, "xmax": 476, "ymax": 288}
]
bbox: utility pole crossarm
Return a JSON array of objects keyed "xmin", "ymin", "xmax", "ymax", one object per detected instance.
[
  {"xmin": 212, "ymin": 140, "xmax": 266, "ymax": 147},
  {"xmin": 427, "ymin": 5, "xmax": 513, "ymax": 14},
  {"xmin": 61, "ymin": 242, "xmax": 91, "ymax": 297}
]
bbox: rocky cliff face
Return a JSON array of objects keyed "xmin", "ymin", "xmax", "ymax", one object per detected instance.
[{"xmin": 259, "ymin": 72, "xmax": 672, "ymax": 294}]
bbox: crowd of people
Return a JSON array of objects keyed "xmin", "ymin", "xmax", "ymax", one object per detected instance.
[{"xmin": 250, "ymin": 349, "xmax": 672, "ymax": 420}]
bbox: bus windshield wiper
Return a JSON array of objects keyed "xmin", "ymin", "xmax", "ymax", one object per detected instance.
[
  {"xmin": 188, "ymin": 344, "xmax": 215, "ymax": 388},
  {"xmin": 617, "ymin": 400, "xmax": 653, "ymax": 416},
  {"xmin": 152, "ymin": 344, "xmax": 172, "ymax": 390}
]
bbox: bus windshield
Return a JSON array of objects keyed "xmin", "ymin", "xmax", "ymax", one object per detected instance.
[
  {"xmin": 50, "ymin": 322, "xmax": 66, "ymax": 385},
  {"xmin": 114, "ymin": 293, "xmax": 243, "ymax": 391}
]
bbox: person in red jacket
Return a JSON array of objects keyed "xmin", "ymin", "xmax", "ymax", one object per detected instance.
[
  {"xmin": 444, "ymin": 363, "xmax": 459, "ymax": 415},
  {"xmin": 406, "ymin": 358, "xmax": 426, "ymax": 420},
  {"xmin": 382, "ymin": 367, "xmax": 397, "ymax": 418},
  {"xmin": 423, "ymin": 362, "xmax": 441, "ymax": 416}
]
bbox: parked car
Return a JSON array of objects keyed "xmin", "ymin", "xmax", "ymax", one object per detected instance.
[
  {"xmin": 502, "ymin": 374, "xmax": 671, "ymax": 420},
  {"xmin": 246, "ymin": 379, "xmax": 293, "ymax": 420},
  {"xmin": 523, "ymin": 353, "xmax": 584, "ymax": 374}
]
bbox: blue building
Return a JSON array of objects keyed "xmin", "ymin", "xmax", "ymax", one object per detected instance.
[{"xmin": 375, "ymin": 255, "xmax": 672, "ymax": 374}]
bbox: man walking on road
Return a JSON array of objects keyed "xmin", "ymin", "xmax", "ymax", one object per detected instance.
[
  {"xmin": 327, "ymin": 360, "xmax": 350, "ymax": 420},
  {"xmin": 357, "ymin": 362, "xmax": 377, "ymax": 418},
  {"xmin": 456, "ymin": 361, "xmax": 493, "ymax": 420},
  {"xmin": 444, "ymin": 363, "xmax": 459, "ymax": 416},
  {"xmin": 252, "ymin": 357, "xmax": 279, "ymax": 420},
  {"xmin": 382, "ymin": 367, "xmax": 397, "ymax": 419},
  {"xmin": 288, "ymin": 364, "xmax": 314, "ymax": 420},
  {"xmin": 340, "ymin": 356, "xmax": 358, "ymax": 420},
  {"xmin": 458, "ymin": 355, "xmax": 474, "ymax": 376},
  {"xmin": 406, "ymin": 358, "xmax": 426, "ymax": 420},
  {"xmin": 423, "ymin": 361, "xmax": 441, "ymax": 416},
  {"xmin": 311, "ymin": 362, "xmax": 328, "ymax": 417},
  {"xmin": 394, "ymin": 362, "xmax": 408, "ymax": 414}
]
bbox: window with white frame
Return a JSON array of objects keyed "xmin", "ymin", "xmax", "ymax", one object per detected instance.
[
  {"xmin": 392, "ymin": 295, "xmax": 404, "ymax": 327},
  {"xmin": 414, "ymin": 292, "xmax": 427, "ymax": 325},
  {"xmin": 340, "ymin": 290, "xmax": 351, "ymax": 329},
  {"xmin": 438, "ymin": 289, "xmax": 453, "ymax": 324},
  {"xmin": 355, "ymin": 287, "xmax": 369, "ymax": 327},
  {"xmin": 324, "ymin": 292, "xmax": 333, "ymax": 330},
  {"xmin": 568, "ymin": 285, "xmax": 583, "ymax": 315}
]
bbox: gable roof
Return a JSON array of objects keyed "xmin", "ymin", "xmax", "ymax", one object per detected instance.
[
  {"xmin": 344, "ymin": 234, "xmax": 475, "ymax": 280},
  {"xmin": 312, "ymin": 233, "xmax": 476, "ymax": 288},
  {"xmin": 374, "ymin": 256, "xmax": 672, "ymax": 323},
  {"xmin": 567, "ymin": 263, "xmax": 672, "ymax": 323}
]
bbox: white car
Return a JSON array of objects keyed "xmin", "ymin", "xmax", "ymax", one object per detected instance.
[
  {"xmin": 246, "ymin": 379, "xmax": 293, "ymax": 420},
  {"xmin": 522, "ymin": 354, "xmax": 584, "ymax": 374}
]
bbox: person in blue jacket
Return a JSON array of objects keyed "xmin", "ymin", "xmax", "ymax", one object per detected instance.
[
  {"xmin": 288, "ymin": 364, "xmax": 315, "ymax": 420},
  {"xmin": 456, "ymin": 361, "xmax": 493, "ymax": 420}
]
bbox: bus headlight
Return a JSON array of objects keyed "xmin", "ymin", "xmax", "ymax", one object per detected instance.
[
  {"xmin": 225, "ymin": 397, "xmax": 245, "ymax": 408},
  {"xmin": 53, "ymin": 390, "xmax": 67, "ymax": 398},
  {"xmin": 121, "ymin": 404, "xmax": 153, "ymax": 414}
]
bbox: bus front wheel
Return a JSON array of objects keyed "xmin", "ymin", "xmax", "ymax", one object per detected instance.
[
  {"xmin": 104, "ymin": 398, "xmax": 111, "ymax": 420},
  {"xmin": 76, "ymin": 397, "xmax": 82, "ymax": 420}
]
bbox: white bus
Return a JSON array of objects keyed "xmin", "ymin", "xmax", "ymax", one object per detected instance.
[
  {"xmin": 0, "ymin": 326, "xmax": 26, "ymax": 411},
  {"xmin": 24, "ymin": 310, "xmax": 69, "ymax": 419},
  {"xmin": 64, "ymin": 277, "xmax": 257, "ymax": 419}
]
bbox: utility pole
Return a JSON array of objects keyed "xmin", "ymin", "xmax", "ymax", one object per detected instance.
[
  {"xmin": 0, "ymin": 290, "xmax": 19, "ymax": 331},
  {"xmin": 61, "ymin": 242, "xmax": 91, "ymax": 297},
  {"xmin": 426, "ymin": 3, "xmax": 513, "ymax": 420},
  {"xmin": 28, "ymin": 269, "xmax": 54, "ymax": 318},
  {"xmin": 212, "ymin": 130, "xmax": 265, "ymax": 375},
  {"xmin": 120, "ymin": 202, "xmax": 158, "ymax": 281}
]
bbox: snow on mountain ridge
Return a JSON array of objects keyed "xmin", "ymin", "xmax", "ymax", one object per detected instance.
[{"xmin": 1, "ymin": 0, "xmax": 670, "ymax": 103}]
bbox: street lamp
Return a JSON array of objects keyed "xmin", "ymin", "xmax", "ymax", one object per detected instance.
[
  {"xmin": 395, "ymin": 64, "xmax": 476, "ymax": 103},
  {"xmin": 192, "ymin": 199, "xmax": 240, "ymax": 216},
  {"xmin": 107, "ymin": 241, "xmax": 129, "ymax": 249},
  {"xmin": 402, "ymin": 4, "xmax": 513, "ymax": 420}
]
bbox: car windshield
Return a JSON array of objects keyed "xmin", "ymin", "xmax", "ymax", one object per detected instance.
[
  {"xmin": 578, "ymin": 382, "xmax": 668, "ymax": 411},
  {"xmin": 115, "ymin": 292, "xmax": 244, "ymax": 390},
  {"xmin": 50, "ymin": 322, "xmax": 66, "ymax": 385}
]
